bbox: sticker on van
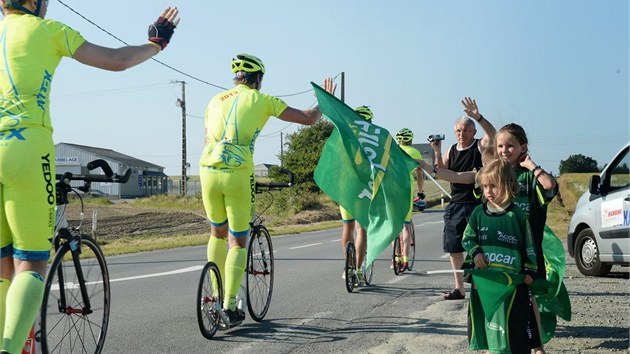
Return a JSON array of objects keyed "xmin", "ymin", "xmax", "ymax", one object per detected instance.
[{"xmin": 601, "ymin": 199, "xmax": 625, "ymax": 228}]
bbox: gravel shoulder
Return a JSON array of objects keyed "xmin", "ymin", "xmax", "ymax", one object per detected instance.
[{"xmin": 376, "ymin": 253, "xmax": 629, "ymax": 354}]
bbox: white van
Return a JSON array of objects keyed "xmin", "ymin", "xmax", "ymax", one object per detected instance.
[{"xmin": 567, "ymin": 143, "xmax": 630, "ymax": 276}]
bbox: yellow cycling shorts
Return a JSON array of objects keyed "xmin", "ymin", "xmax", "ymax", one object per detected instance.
[
  {"xmin": 0, "ymin": 127, "xmax": 55, "ymax": 261},
  {"xmin": 339, "ymin": 205, "xmax": 355, "ymax": 223},
  {"xmin": 200, "ymin": 167, "xmax": 254, "ymax": 237}
]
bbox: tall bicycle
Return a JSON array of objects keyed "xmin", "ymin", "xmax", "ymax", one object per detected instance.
[
  {"xmin": 344, "ymin": 241, "xmax": 373, "ymax": 293},
  {"xmin": 392, "ymin": 223, "xmax": 416, "ymax": 275},
  {"xmin": 197, "ymin": 169, "xmax": 293, "ymax": 338},
  {"xmin": 39, "ymin": 159, "xmax": 131, "ymax": 354}
]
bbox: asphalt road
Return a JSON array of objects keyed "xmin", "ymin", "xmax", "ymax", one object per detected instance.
[
  {"xmin": 99, "ymin": 210, "xmax": 457, "ymax": 353},
  {"xmin": 93, "ymin": 210, "xmax": 628, "ymax": 353}
]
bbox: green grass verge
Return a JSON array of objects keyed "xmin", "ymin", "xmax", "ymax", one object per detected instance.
[{"xmin": 92, "ymin": 174, "xmax": 589, "ymax": 256}]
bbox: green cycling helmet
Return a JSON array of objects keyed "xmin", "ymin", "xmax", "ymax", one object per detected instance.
[
  {"xmin": 396, "ymin": 128, "xmax": 414, "ymax": 143},
  {"xmin": 231, "ymin": 53, "xmax": 265, "ymax": 74},
  {"xmin": 354, "ymin": 106, "xmax": 373, "ymax": 122}
]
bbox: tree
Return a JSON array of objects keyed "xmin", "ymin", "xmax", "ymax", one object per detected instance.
[
  {"xmin": 279, "ymin": 120, "xmax": 334, "ymax": 192},
  {"xmin": 559, "ymin": 154, "xmax": 599, "ymax": 174}
]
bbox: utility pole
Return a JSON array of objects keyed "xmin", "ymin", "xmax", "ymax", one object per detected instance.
[
  {"xmin": 174, "ymin": 80, "xmax": 187, "ymax": 196},
  {"xmin": 280, "ymin": 132, "xmax": 284, "ymax": 167},
  {"xmin": 340, "ymin": 72, "xmax": 345, "ymax": 103}
]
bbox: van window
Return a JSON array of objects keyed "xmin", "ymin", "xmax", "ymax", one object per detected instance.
[{"xmin": 610, "ymin": 148, "xmax": 630, "ymax": 190}]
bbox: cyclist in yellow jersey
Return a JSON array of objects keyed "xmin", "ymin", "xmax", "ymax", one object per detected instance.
[
  {"xmin": 394, "ymin": 128, "xmax": 425, "ymax": 271},
  {"xmin": 200, "ymin": 53, "xmax": 336, "ymax": 327},
  {"xmin": 0, "ymin": 1, "xmax": 179, "ymax": 352},
  {"xmin": 339, "ymin": 105, "xmax": 372, "ymax": 282}
]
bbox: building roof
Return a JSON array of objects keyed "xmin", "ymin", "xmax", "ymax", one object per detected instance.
[{"xmin": 57, "ymin": 142, "xmax": 164, "ymax": 169}]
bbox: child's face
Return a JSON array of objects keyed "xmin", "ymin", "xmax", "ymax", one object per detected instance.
[
  {"xmin": 480, "ymin": 179, "xmax": 502, "ymax": 208},
  {"xmin": 495, "ymin": 132, "xmax": 527, "ymax": 166}
]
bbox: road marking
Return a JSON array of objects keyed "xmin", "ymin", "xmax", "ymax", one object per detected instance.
[
  {"xmin": 330, "ymin": 238, "xmax": 341, "ymax": 242},
  {"xmin": 50, "ymin": 265, "xmax": 205, "ymax": 289},
  {"xmin": 289, "ymin": 242, "xmax": 323, "ymax": 250},
  {"xmin": 110, "ymin": 265, "xmax": 203, "ymax": 283},
  {"xmin": 440, "ymin": 253, "xmax": 450, "ymax": 259}
]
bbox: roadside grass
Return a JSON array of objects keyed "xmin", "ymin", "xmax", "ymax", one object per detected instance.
[{"xmin": 93, "ymin": 174, "xmax": 589, "ymax": 256}]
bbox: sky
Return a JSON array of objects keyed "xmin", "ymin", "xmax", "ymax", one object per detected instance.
[{"xmin": 46, "ymin": 0, "xmax": 628, "ymax": 176}]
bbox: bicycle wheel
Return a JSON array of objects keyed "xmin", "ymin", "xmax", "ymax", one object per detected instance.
[
  {"xmin": 407, "ymin": 225, "xmax": 416, "ymax": 271},
  {"xmin": 246, "ymin": 226, "xmax": 274, "ymax": 322},
  {"xmin": 41, "ymin": 235, "xmax": 110, "ymax": 354},
  {"xmin": 197, "ymin": 261, "xmax": 223, "ymax": 339},
  {"xmin": 392, "ymin": 237, "xmax": 402, "ymax": 275},
  {"xmin": 344, "ymin": 242, "xmax": 356, "ymax": 293},
  {"xmin": 363, "ymin": 260, "xmax": 374, "ymax": 286}
]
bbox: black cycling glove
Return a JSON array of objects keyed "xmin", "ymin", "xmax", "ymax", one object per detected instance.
[{"xmin": 148, "ymin": 16, "xmax": 177, "ymax": 50}]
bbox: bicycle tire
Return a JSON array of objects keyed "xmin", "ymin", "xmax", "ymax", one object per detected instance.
[
  {"xmin": 197, "ymin": 261, "xmax": 223, "ymax": 339},
  {"xmin": 407, "ymin": 225, "xmax": 416, "ymax": 271},
  {"xmin": 344, "ymin": 242, "xmax": 356, "ymax": 293},
  {"xmin": 246, "ymin": 226, "xmax": 274, "ymax": 322},
  {"xmin": 41, "ymin": 235, "xmax": 110, "ymax": 354},
  {"xmin": 392, "ymin": 237, "xmax": 402, "ymax": 275}
]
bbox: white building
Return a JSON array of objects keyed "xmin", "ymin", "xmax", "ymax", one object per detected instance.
[{"xmin": 55, "ymin": 143, "xmax": 168, "ymax": 198}]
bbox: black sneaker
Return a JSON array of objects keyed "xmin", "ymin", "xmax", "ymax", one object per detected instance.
[{"xmin": 225, "ymin": 308, "xmax": 246, "ymax": 327}]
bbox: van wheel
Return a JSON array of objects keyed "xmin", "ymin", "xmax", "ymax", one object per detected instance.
[{"xmin": 574, "ymin": 228, "xmax": 612, "ymax": 276}]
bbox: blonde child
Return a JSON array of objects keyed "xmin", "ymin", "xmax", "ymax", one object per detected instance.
[{"xmin": 462, "ymin": 158, "xmax": 540, "ymax": 353}]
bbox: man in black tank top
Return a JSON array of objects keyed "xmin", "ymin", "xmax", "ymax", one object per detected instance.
[{"xmin": 432, "ymin": 97, "xmax": 496, "ymax": 300}]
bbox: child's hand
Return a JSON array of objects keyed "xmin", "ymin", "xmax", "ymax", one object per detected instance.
[
  {"xmin": 473, "ymin": 254, "xmax": 489, "ymax": 269},
  {"xmin": 523, "ymin": 275, "xmax": 534, "ymax": 285}
]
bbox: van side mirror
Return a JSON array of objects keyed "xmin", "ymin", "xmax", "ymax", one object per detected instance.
[{"xmin": 588, "ymin": 175, "xmax": 601, "ymax": 195}]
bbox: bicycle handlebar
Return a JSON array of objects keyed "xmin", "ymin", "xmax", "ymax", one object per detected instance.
[
  {"xmin": 255, "ymin": 168, "xmax": 294, "ymax": 192},
  {"xmin": 56, "ymin": 159, "xmax": 132, "ymax": 184}
]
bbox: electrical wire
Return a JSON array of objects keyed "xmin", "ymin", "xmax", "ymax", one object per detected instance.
[{"xmin": 56, "ymin": 0, "xmax": 338, "ymax": 97}]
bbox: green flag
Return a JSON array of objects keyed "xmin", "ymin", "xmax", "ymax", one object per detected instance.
[
  {"xmin": 312, "ymin": 83, "xmax": 418, "ymax": 266},
  {"xmin": 536, "ymin": 225, "xmax": 572, "ymax": 343}
]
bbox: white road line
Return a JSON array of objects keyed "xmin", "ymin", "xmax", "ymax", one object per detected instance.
[
  {"xmin": 50, "ymin": 265, "xmax": 204, "ymax": 290},
  {"xmin": 289, "ymin": 242, "xmax": 323, "ymax": 250},
  {"xmin": 330, "ymin": 238, "xmax": 341, "ymax": 242},
  {"xmin": 440, "ymin": 253, "xmax": 450, "ymax": 259}
]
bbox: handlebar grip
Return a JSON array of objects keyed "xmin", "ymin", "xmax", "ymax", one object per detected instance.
[
  {"xmin": 113, "ymin": 169, "xmax": 132, "ymax": 183},
  {"xmin": 87, "ymin": 159, "xmax": 114, "ymax": 177}
]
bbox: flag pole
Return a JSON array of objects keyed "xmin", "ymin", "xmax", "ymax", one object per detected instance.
[{"xmin": 420, "ymin": 168, "xmax": 452, "ymax": 199}]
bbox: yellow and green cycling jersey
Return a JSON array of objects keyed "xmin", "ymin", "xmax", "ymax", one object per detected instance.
[
  {"xmin": 0, "ymin": 14, "xmax": 86, "ymax": 133},
  {"xmin": 0, "ymin": 14, "xmax": 85, "ymax": 261},
  {"xmin": 200, "ymin": 84, "xmax": 288, "ymax": 170},
  {"xmin": 399, "ymin": 144, "xmax": 423, "ymax": 221},
  {"xmin": 199, "ymin": 84, "xmax": 288, "ymax": 235}
]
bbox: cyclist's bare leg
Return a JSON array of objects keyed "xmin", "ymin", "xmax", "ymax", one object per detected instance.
[
  {"xmin": 354, "ymin": 223, "xmax": 367, "ymax": 270},
  {"xmin": 401, "ymin": 223, "xmax": 412, "ymax": 267},
  {"xmin": 341, "ymin": 220, "xmax": 355, "ymax": 255}
]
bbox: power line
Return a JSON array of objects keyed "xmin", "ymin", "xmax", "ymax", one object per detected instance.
[{"xmin": 57, "ymin": 0, "xmax": 336, "ymax": 97}]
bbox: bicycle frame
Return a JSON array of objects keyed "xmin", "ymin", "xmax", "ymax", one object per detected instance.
[{"xmin": 39, "ymin": 159, "xmax": 130, "ymax": 353}]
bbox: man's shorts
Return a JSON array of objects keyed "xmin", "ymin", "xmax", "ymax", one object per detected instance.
[
  {"xmin": 200, "ymin": 167, "xmax": 255, "ymax": 237},
  {"xmin": 0, "ymin": 128, "xmax": 55, "ymax": 261},
  {"xmin": 339, "ymin": 205, "xmax": 354, "ymax": 223},
  {"xmin": 443, "ymin": 202, "xmax": 479, "ymax": 253}
]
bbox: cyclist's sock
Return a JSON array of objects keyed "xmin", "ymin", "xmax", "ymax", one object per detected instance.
[
  {"xmin": 207, "ymin": 236, "xmax": 228, "ymax": 295},
  {"xmin": 0, "ymin": 278, "xmax": 10, "ymax": 341},
  {"xmin": 223, "ymin": 247, "xmax": 247, "ymax": 311},
  {"xmin": 402, "ymin": 255, "xmax": 408, "ymax": 263},
  {"xmin": 1, "ymin": 271, "xmax": 44, "ymax": 354}
]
